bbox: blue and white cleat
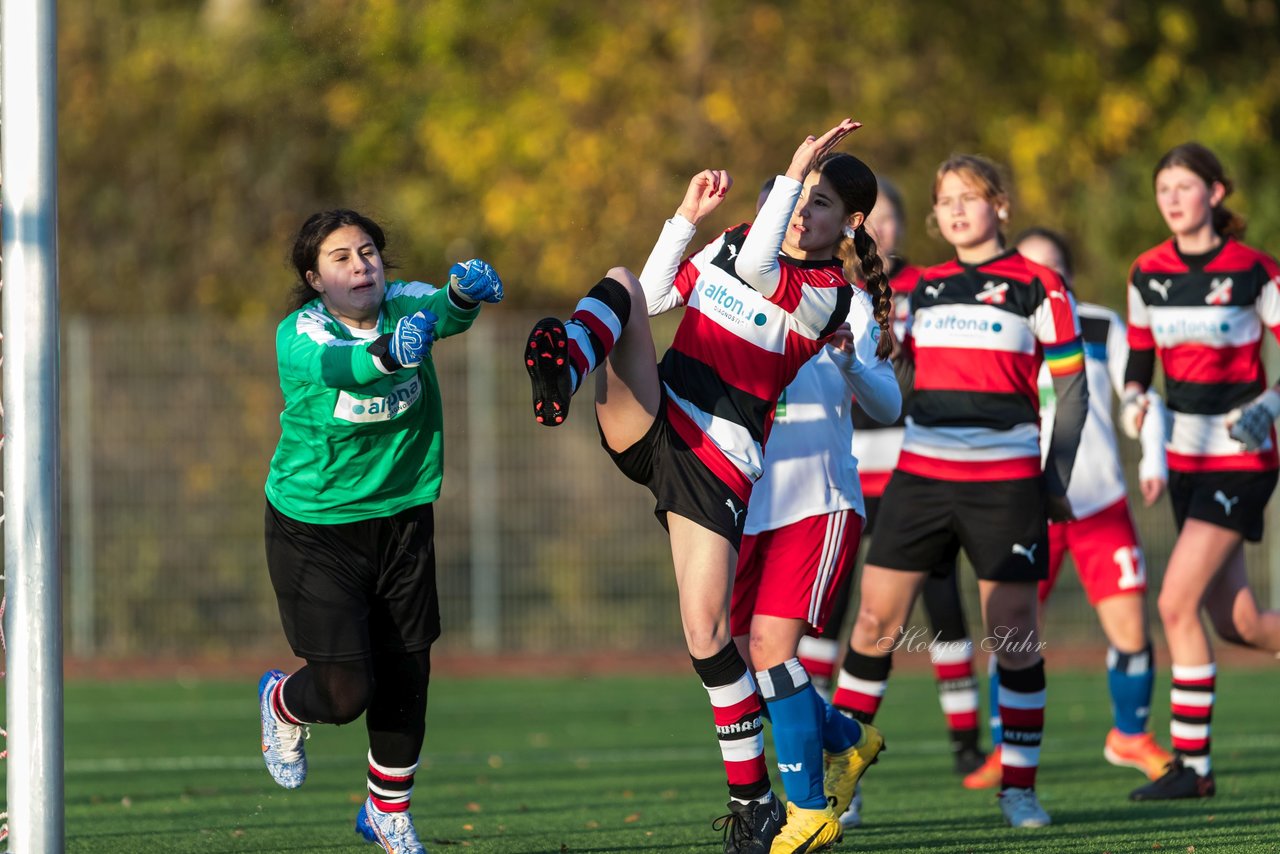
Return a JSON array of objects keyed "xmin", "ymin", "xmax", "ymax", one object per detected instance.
[
  {"xmin": 356, "ymin": 797, "xmax": 427, "ymax": 853},
  {"xmin": 258, "ymin": 669, "xmax": 307, "ymax": 789}
]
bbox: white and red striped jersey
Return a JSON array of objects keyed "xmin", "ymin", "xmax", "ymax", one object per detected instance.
[
  {"xmin": 900, "ymin": 250, "xmax": 1083, "ymax": 481},
  {"xmin": 638, "ymin": 177, "xmax": 853, "ymax": 501},
  {"xmin": 1127, "ymin": 238, "xmax": 1280, "ymax": 473},
  {"xmin": 852, "ymin": 260, "xmax": 920, "ymax": 497},
  {"xmin": 1039, "ymin": 302, "xmax": 1167, "ymax": 519}
]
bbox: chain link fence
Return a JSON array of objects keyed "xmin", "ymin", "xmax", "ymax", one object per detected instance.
[{"xmin": 50, "ymin": 311, "xmax": 1280, "ymax": 658}]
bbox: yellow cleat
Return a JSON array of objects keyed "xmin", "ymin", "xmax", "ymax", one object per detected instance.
[
  {"xmin": 962, "ymin": 745, "xmax": 1002, "ymax": 789},
  {"xmin": 769, "ymin": 802, "xmax": 842, "ymax": 854},
  {"xmin": 823, "ymin": 722, "xmax": 885, "ymax": 817},
  {"xmin": 1104, "ymin": 728, "xmax": 1174, "ymax": 781}
]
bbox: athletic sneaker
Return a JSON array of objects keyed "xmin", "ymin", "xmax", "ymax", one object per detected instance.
[
  {"xmin": 837, "ymin": 782, "xmax": 862, "ymax": 830},
  {"xmin": 258, "ymin": 669, "xmax": 307, "ymax": 789},
  {"xmin": 998, "ymin": 787, "xmax": 1051, "ymax": 828},
  {"xmin": 962, "ymin": 745, "xmax": 1002, "ymax": 789},
  {"xmin": 824, "ymin": 722, "xmax": 884, "ymax": 818},
  {"xmin": 713, "ymin": 797, "xmax": 785, "ymax": 854},
  {"xmin": 356, "ymin": 797, "xmax": 426, "ymax": 853},
  {"xmin": 1104, "ymin": 729, "xmax": 1174, "ymax": 780},
  {"xmin": 524, "ymin": 317, "xmax": 573, "ymax": 426},
  {"xmin": 768, "ymin": 802, "xmax": 842, "ymax": 853},
  {"xmin": 1129, "ymin": 758, "xmax": 1215, "ymax": 801},
  {"xmin": 953, "ymin": 745, "xmax": 987, "ymax": 776}
]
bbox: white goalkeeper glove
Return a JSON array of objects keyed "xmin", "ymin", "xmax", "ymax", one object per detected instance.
[
  {"xmin": 1227, "ymin": 388, "xmax": 1280, "ymax": 451},
  {"xmin": 1119, "ymin": 388, "xmax": 1149, "ymax": 440}
]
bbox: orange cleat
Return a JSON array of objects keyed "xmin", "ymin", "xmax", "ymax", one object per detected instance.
[
  {"xmin": 962, "ymin": 745, "xmax": 1002, "ymax": 789},
  {"xmin": 1104, "ymin": 729, "xmax": 1174, "ymax": 781}
]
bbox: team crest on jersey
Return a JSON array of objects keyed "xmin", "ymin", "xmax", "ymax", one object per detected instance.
[
  {"xmin": 975, "ymin": 280, "xmax": 1010, "ymax": 305},
  {"xmin": 333, "ymin": 376, "xmax": 421, "ymax": 423},
  {"xmin": 1205, "ymin": 277, "xmax": 1233, "ymax": 305}
]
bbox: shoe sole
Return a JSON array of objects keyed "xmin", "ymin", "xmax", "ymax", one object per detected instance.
[{"xmin": 524, "ymin": 318, "xmax": 572, "ymax": 426}]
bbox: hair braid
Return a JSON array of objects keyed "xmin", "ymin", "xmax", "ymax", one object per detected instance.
[{"xmin": 853, "ymin": 225, "xmax": 894, "ymax": 360}]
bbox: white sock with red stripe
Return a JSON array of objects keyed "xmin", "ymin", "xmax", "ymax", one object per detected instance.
[
  {"xmin": 692, "ymin": 643, "xmax": 771, "ymax": 803},
  {"xmin": 997, "ymin": 659, "xmax": 1045, "ymax": 790},
  {"xmin": 367, "ymin": 751, "xmax": 418, "ymax": 813},
  {"xmin": 565, "ymin": 277, "xmax": 631, "ymax": 393},
  {"xmin": 1170, "ymin": 662, "xmax": 1215, "ymax": 776},
  {"xmin": 797, "ymin": 635, "xmax": 839, "ymax": 696},
  {"xmin": 930, "ymin": 638, "xmax": 980, "ymax": 753},
  {"xmin": 832, "ymin": 650, "xmax": 891, "ymax": 724}
]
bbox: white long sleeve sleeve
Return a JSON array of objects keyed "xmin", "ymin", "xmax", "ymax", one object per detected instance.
[
  {"xmin": 734, "ymin": 175, "xmax": 801, "ymax": 300},
  {"xmin": 637, "ymin": 214, "xmax": 698, "ymax": 316}
]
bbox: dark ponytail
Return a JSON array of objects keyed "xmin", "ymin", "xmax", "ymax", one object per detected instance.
[
  {"xmin": 1154, "ymin": 142, "xmax": 1246, "ymax": 239},
  {"xmin": 853, "ymin": 225, "xmax": 894, "ymax": 360}
]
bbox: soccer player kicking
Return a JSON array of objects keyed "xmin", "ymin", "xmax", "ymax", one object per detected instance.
[
  {"xmin": 728, "ymin": 179, "xmax": 900, "ymax": 853},
  {"xmin": 523, "ymin": 120, "xmax": 877, "ymax": 854},
  {"xmin": 257, "ymin": 209, "xmax": 503, "ymax": 853},
  {"xmin": 832, "ymin": 155, "xmax": 1087, "ymax": 829},
  {"xmin": 1122, "ymin": 143, "xmax": 1280, "ymax": 800}
]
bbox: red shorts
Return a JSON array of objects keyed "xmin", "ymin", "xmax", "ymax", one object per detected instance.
[
  {"xmin": 731, "ymin": 509, "xmax": 863, "ymax": 637},
  {"xmin": 1039, "ymin": 498, "xmax": 1146, "ymax": 606}
]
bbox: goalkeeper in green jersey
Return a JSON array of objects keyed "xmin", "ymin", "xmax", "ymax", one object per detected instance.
[{"xmin": 257, "ymin": 209, "xmax": 503, "ymax": 854}]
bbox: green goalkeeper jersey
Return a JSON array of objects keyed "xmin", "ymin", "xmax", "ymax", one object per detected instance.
[{"xmin": 265, "ymin": 280, "xmax": 480, "ymax": 523}]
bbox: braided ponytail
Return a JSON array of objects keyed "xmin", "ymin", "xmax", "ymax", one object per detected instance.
[{"xmin": 853, "ymin": 225, "xmax": 894, "ymax": 360}]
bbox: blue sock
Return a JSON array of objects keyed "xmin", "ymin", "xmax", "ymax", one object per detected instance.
[
  {"xmin": 987, "ymin": 654, "xmax": 1002, "ymax": 747},
  {"xmin": 1107, "ymin": 644, "xmax": 1153, "ymax": 735},
  {"xmin": 758, "ymin": 659, "xmax": 827, "ymax": 810},
  {"xmin": 821, "ymin": 701, "xmax": 862, "ymax": 753}
]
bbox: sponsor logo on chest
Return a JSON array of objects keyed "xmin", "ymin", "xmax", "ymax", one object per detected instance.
[
  {"xmin": 334, "ymin": 376, "xmax": 421, "ymax": 423},
  {"xmin": 698, "ymin": 279, "xmax": 770, "ymax": 328}
]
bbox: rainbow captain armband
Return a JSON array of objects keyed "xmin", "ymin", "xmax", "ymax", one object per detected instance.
[{"xmin": 1043, "ymin": 337, "xmax": 1085, "ymax": 376}]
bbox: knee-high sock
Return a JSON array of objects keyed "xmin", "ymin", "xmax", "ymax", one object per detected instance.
[
  {"xmin": 1170, "ymin": 662, "xmax": 1215, "ymax": 776},
  {"xmin": 930, "ymin": 637, "xmax": 980, "ymax": 755},
  {"xmin": 987, "ymin": 654, "xmax": 1002, "ymax": 748},
  {"xmin": 758, "ymin": 659, "xmax": 827, "ymax": 810},
  {"xmin": 366, "ymin": 651, "xmax": 431, "ymax": 811},
  {"xmin": 797, "ymin": 635, "xmax": 840, "ymax": 697},
  {"xmin": 998, "ymin": 659, "xmax": 1046, "ymax": 790},
  {"xmin": 832, "ymin": 650, "xmax": 892, "ymax": 723},
  {"xmin": 692, "ymin": 643, "xmax": 770, "ymax": 803},
  {"xmin": 821, "ymin": 701, "xmax": 863, "ymax": 753},
  {"xmin": 564, "ymin": 277, "xmax": 631, "ymax": 393},
  {"xmin": 1107, "ymin": 644, "xmax": 1154, "ymax": 735}
]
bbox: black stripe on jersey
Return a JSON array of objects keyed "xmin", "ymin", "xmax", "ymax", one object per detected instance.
[
  {"xmin": 1079, "ymin": 313, "xmax": 1111, "ymax": 346},
  {"xmin": 1130, "ymin": 263, "xmax": 1270, "ymax": 308},
  {"xmin": 818, "ymin": 284, "xmax": 854, "ymax": 340},
  {"xmin": 915, "ymin": 269, "xmax": 1048, "ymax": 318},
  {"xmin": 659, "ymin": 350, "xmax": 772, "ymax": 444},
  {"xmin": 1165, "ymin": 378, "xmax": 1262, "ymax": 415},
  {"xmin": 709, "ymin": 225, "xmax": 751, "ymax": 286},
  {"xmin": 909, "ymin": 390, "xmax": 1039, "ymax": 430}
]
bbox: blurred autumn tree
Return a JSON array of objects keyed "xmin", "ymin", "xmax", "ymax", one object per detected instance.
[{"xmin": 58, "ymin": 0, "xmax": 1280, "ymax": 317}]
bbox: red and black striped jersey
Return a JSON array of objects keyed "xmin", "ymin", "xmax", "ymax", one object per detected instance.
[
  {"xmin": 899, "ymin": 249, "xmax": 1082, "ymax": 481},
  {"xmin": 852, "ymin": 259, "xmax": 921, "ymax": 497},
  {"xmin": 1126, "ymin": 238, "xmax": 1280, "ymax": 473},
  {"xmin": 652, "ymin": 222, "xmax": 853, "ymax": 501}
]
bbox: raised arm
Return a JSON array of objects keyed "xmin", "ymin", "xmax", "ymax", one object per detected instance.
[
  {"xmin": 736, "ymin": 119, "xmax": 861, "ymax": 298},
  {"xmin": 638, "ymin": 169, "xmax": 731, "ymax": 315}
]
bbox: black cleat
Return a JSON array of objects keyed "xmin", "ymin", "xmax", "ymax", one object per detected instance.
[
  {"xmin": 524, "ymin": 317, "xmax": 573, "ymax": 426},
  {"xmin": 1129, "ymin": 758, "xmax": 1215, "ymax": 801},
  {"xmin": 713, "ymin": 797, "xmax": 785, "ymax": 854},
  {"xmin": 953, "ymin": 746, "xmax": 987, "ymax": 776}
]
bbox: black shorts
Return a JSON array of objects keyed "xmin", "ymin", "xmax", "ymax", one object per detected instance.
[
  {"xmin": 1169, "ymin": 469, "xmax": 1278, "ymax": 543},
  {"xmin": 863, "ymin": 495, "xmax": 881, "ymax": 537},
  {"xmin": 865, "ymin": 471, "xmax": 1048, "ymax": 583},
  {"xmin": 601, "ymin": 397, "xmax": 747, "ymax": 550},
  {"xmin": 264, "ymin": 500, "xmax": 440, "ymax": 662}
]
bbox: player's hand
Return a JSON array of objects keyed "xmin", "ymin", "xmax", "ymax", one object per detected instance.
[
  {"xmin": 828, "ymin": 322, "xmax": 855, "ymax": 354},
  {"xmin": 389, "ymin": 309, "xmax": 437, "ymax": 368},
  {"xmin": 675, "ymin": 169, "xmax": 732, "ymax": 225},
  {"xmin": 1046, "ymin": 492, "xmax": 1075, "ymax": 523},
  {"xmin": 785, "ymin": 118, "xmax": 861, "ymax": 182},
  {"xmin": 449, "ymin": 259, "xmax": 504, "ymax": 304},
  {"xmin": 1140, "ymin": 476, "xmax": 1166, "ymax": 507},
  {"xmin": 1226, "ymin": 388, "xmax": 1280, "ymax": 451},
  {"xmin": 1119, "ymin": 386, "xmax": 1148, "ymax": 440}
]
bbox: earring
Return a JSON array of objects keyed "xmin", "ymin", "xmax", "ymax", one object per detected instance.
[
  {"xmin": 843, "ymin": 225, "xmax": 857, "ymax": 239},
  {"xmin": 997, "ymin": 209, "xmax": 1009, "ymax": 222}
]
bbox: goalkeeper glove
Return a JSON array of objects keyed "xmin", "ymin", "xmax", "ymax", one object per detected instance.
[
  {"xmin": 449, "ymin": 259, "xmax": 504, "ymax": 304},
  {"xmin": 1227, "ymin": 388, "xmax": 1280, "ymax": 451},
  {"xmin": 386, "ymin": 309, "xmax": 437, "ymax": 369}
]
